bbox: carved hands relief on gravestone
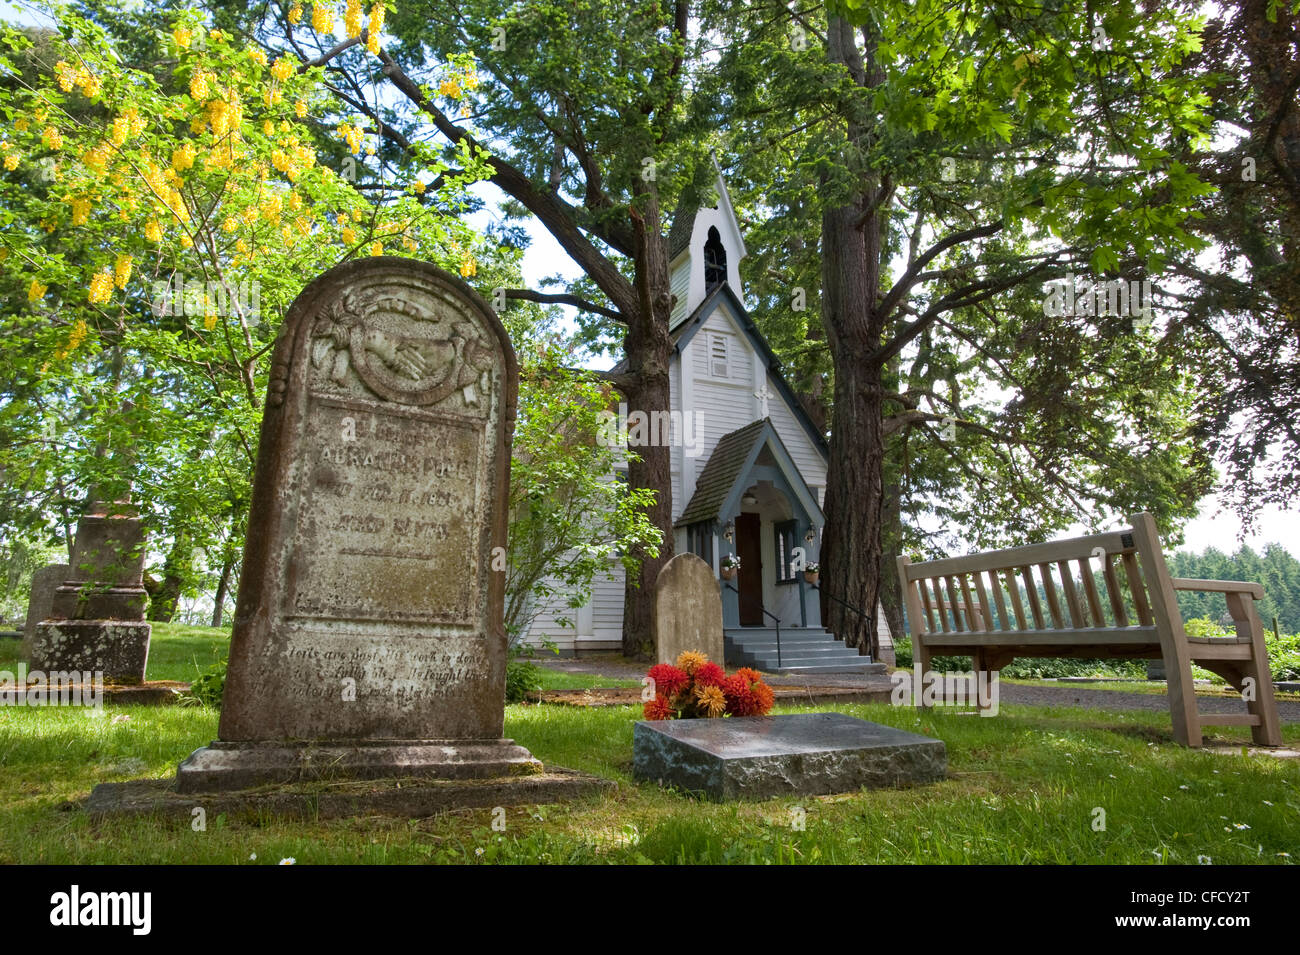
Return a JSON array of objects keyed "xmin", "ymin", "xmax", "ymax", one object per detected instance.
[{"xmin": 177, "ymin": 258, "xmax": 537, "ymax": 792}]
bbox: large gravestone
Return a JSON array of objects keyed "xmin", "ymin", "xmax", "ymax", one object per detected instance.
[
  {"xmin": 172, "ymin": 258, "xmax": 547, "ymax": 793},
  {"xmin": 655, "ymin": 553, "xmax": 725, "ymax": 666},
  {"xmin": 21, "ymin": 563, "xmax": 70, "ymax": 653},
  {"xmin": 28, "ymin": 502, "xmax": 152, "ymax": 684}
]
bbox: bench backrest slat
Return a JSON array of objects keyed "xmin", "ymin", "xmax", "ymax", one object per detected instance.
[
  {"xmin": 1005, "ymin": 569, "xmax": 1028, "ymax": 629},
  {"xmin": 1102, "ymin": 554, "xmax": 1129, "ymax": 626},
  {"xmin": 987, "ymin": 570, "xmax": 1011, "ymax": 631},
  {"xmin": 1020, "ymin": 565, "xmax": 1046, "ymax": 628},
  {"xmin": 1038, "ymin": 563, "xmax": 1066, "ymax": 628},
  {"xmin": 1079, "ymin": 558, "xmax": 1107, "ymax": 627}
]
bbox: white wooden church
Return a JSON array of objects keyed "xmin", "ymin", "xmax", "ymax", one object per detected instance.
[{"xmin": 521, "ymin": 166, "xmax": 891, "ymax": 670}]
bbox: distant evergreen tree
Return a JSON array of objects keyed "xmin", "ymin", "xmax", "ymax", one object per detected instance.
[{"xmin": 1169, "ymin": 545, "xmax": 1300, "ymax": 633}]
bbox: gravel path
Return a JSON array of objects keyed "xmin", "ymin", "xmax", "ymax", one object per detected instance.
[{"xmin": 536, "ymin": 657, "xmax": 1300, "ymax": 723}]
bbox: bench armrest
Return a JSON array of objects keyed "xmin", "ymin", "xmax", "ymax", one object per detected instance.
[{"xmin": 1169, "ymin": 578, "xmax": 1264, "ymax": 600}]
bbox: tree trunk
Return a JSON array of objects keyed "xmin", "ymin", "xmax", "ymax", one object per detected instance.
[
  {"xmin": 211, "ymin": 549, "xmax": 235, "ymax": 628},
  {"xmin": 819, "ymin": 14, "xmax": 889, "ymax": 661},
  {"xmin": 146, "ymin": 533, "xmax": 191, "ymax": 623},
  {"xmin": 620, "ymin": 192, "xmax": 676, "ymax": 660}
]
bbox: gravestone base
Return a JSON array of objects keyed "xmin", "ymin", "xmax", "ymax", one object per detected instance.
[
  {"xmin": 89, "ymin": 767, "xmax": 613, "ymax": 821},
  {"xmin": 27, "ymin": 620, "xmax": 151, "ymax": 684},
  {"xmin": 175, "ymin": 738, "xmax": 543, "ymax": 794},
  {"xmin": 634, "ymin": 712, "xmax": 946, "ymax": 801}
]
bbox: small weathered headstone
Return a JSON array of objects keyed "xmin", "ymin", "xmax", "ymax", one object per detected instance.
[
  {"xmin": 28, "ymin": 503, "xmax": 151, "ymax": 684},
  {"xmin": 1147, "ymin": 657, "xmax": 1167, "ymax": 680},
  {"xmin": 654, "ymin": 553, "xmax": 724, "ymax": 666},
  {"xmin": 21, "ymin": 563, "xmax": 70, "ymax": 652},
  {"xmin": 634, "ymin": 712, "xmax": 946, "ymax": 800},
  {"xmin": 173, "ymin": 258, "xmax": 542, "ymax": 794}
]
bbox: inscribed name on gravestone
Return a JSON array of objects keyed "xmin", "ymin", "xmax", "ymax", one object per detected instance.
[
  {"xmin": 217, "ymin": 258, "xmax": 517, "ymax": 743},
  {"xmin": 655, "ymin": 553, "xmax": 725, "ymax": 666}
]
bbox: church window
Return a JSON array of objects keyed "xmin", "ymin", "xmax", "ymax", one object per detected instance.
[
  {"xmin": 703, "ymin": 226, "xmax": 727, "ymax": 293},
  {"xmin": 708, "ymin": 333, "xmax": 728, "ymax": 378}
]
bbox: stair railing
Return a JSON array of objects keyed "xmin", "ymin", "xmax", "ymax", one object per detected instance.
[
  {"xmin": 724, "ymin": 582, "xmax": 783, "ymax": 669},
  {"xmin": 809, "ymin": 583, "xmax": 874, "ymax": 660}
]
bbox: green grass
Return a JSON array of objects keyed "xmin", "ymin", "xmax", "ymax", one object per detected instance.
[
  {"xmin": 0, "ymin": 695, "xmax": 1296, "ymax": 864},
  {"xmin": 534, "ymin": 669, "xmax": 641, "ymax": 691},
  {"xmin": 1, "ymin": 625, "xmax": 1296, "ymax": 864}
]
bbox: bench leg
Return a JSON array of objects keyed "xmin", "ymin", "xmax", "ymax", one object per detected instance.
[
  {"xmin": 914, "ymin": 639, "xmax": 932, "ymax": 709},
  {"xmin": 1163, "ymin": 651, "xmax": 1201, "ymax": 747},
  {"xmin": 1226, "ymin": 592, "xmax": 1283, "ymax": 747}
]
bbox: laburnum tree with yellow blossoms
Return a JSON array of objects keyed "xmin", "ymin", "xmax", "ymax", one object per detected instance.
[{"xmin": 0, "ymin": 4, "xmax": 502, "ymax": 621}]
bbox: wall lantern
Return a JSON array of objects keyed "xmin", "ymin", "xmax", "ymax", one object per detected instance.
[
  {"xmin": 804, "ymin": 527, "xmax": 816, "ymax": 545},
  {"xmin": 723, "ymin": 520, "xmax": 735, "ymax": 542}
]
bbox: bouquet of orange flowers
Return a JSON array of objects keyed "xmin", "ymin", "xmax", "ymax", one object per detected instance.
[{"xmin": 642, "ymin": 651, "xmax": 775, "ymax": 720}]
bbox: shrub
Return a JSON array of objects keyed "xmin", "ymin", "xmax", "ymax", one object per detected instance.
[
  {"xmin": 505, "ymin": 657, "xmax": 544, "ymax": 703},
  {"xmin": 178, "ymin": 656, "xmax": 227, "ymax": 708}
]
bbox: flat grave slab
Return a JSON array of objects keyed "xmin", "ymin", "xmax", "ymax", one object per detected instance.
[{"xmin": 633, "ymin": 712, "xmax": 945, "ymax": 800}]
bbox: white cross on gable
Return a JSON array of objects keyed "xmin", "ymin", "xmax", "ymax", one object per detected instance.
[{"xmin": 754, "ymin": 384, "xmax": 775, "ymax": 418}]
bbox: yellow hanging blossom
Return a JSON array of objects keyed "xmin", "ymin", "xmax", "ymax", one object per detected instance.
[
  {"xmin": 81, "ymin": 145, "xmax": 108, "ymax": 174},
  {"xmin": 180, "ymin": 234, "xmax": 193, "ymax": 249},
  {"xmin": 222, "ymin": 216, "xmax": 238, "ymax": 233},
  {"xmin": 459, "ymin": 257, "xmax": 476, "ymax": 278},
  {"xmin": 172, "ymin": 142, "xmax": 196, "ymax": 173},
  {"xmin": 173, "ymin": 25, "xmax": 192, "ymax": 48},
  {"xmin": 345, "ymin": 0, "xmax": 362, "ymax": 38},
  {"xmin": 69, "ymin": 196, "xmax": 91, "ymax": 225},
  {"xmin": 249, "ymin": 49, "xmax": 267, "ymax": 68},
  {"xmin": 438, "ymin": 78, "xmax": 462, "ymax": 99},
  {"xmin": 145, "ymin": 219, "xmax": 163, "ymax": 242},
  {"xmin": 78, "ymin": 71, "xmax": 101, "ymax": 98},
  {"xmin": 204, "ymin": 313, "xmax": 218, "ymax": 331},
  {"xmin": 54, "ymin": 318, "xmax": 89, "ymax": 359},
  {"xmin": 108, "ymin": 116, "xmax": 129, "ymax": 146},
  {"xmin": 14, "ymin": 117, "xmax": 28, "ymax": 132},
  {"xmin": 349, "ymin": 206, "xmax": 362, "ymax": 222},
  {"xmin": 288, "ymin": 2, "xmax": 303, "ymax": 24},
  {"xmin": 190, "ymin": 70, "xmax": 212, "ymax": 102},
  {"xmin": 263, "ymin": 120, "xmax": 275, "ymax": 136},
  {"xmin": 41, "ymin": 126, "xmax": 63, "ymax": 151},
  {"xmin": 288, "ymin": 191, "xmax": 303, "ymax": 211},
  {"xmin": 2, "ymin": 149, "xmax": 18, "ymax": 171},
  {"xmin": 294, "ymin": 99, "xmax": 308, "ymax": 118},
  {"xmin": 55, "ymin": 61, "xmax": 76, "ymax": 92},
  {"xmin": 369, "ymin": 241, "xmax": 383, "ymax": 256},
  {"xmin": 113, "ymin": 254, "xmax": 132, "ymax": 289},
  {"xmin": 88, "ymin": 269, "xmax": 113, "ymax": 304},
  {"xmin": 28, "ymin": 279, "xmax": 48, "ymax": 302},
  {"xmin": 271, "ymin": 56, "xmax": 294, "ymax": 83},
  {"xmin": 412, "ymin": 179, "xmax": 426, "ymax": 194},
  {"xmin": 341, "ymin": 225, "xmax": 356, "ymax": 244},
  {"xmin": 312, "ymin": 3, "xmax": 335, "ymax": 34}
]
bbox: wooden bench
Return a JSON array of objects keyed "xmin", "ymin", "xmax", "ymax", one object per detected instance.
[{"xmin": 896, "ymin": 512, "xmax": 1282, "ymax": 747}]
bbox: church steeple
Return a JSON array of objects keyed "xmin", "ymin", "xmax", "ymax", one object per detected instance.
[{"xmin": 668, "ymin": 154, "xmax": 747, "ymax": 323}]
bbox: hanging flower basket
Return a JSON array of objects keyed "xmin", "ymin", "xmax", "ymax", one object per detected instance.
[
  {"xmin": 720, "ymin": 554, "xmax": 740, "ymax": 580},
  {"xmin": 804, "ymin": 562, "xmax": 820, "ymax": 585}
]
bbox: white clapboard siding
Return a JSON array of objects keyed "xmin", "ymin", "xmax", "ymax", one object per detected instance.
[
  {"xmin": 588, "ymin": 564, "xmax": 626, "ymax": 644},
  {"xmin": 764, "ymin": 375, "xmax": 827, "ymax": 506}
]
